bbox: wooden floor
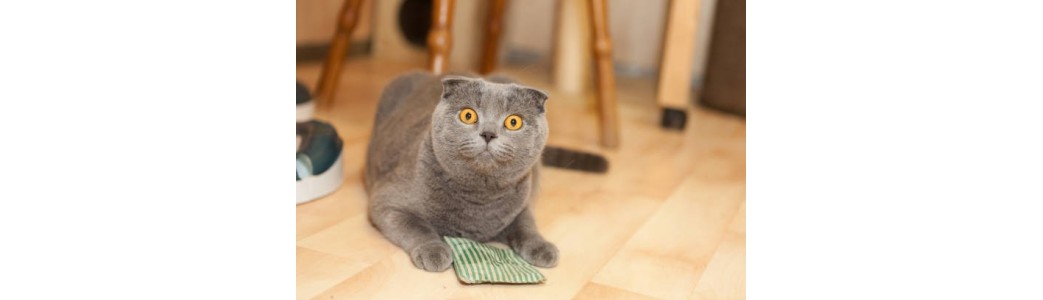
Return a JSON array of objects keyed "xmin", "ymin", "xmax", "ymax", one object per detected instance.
[{"xmin": 296, "ymin": 58, "xmax": 746, "ymax": 299}]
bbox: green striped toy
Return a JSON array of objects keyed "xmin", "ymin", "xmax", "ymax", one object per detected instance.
[{"xmin": 443, "ymin": 236, "xmax": 546, "ymax": 284}]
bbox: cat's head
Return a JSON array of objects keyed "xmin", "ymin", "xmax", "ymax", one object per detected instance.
[{"xmin": 430, "ymin": 76, "xmax": 549, "ymax": 176}]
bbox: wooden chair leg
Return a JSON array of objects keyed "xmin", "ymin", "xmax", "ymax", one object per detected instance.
[
  {"xmin": 428, "ymin": 0, "xmax": 455, "ymax": 75},
  {"xmin": 316, "ymin": 0, "xmax": 364, "ymax": 109},
  {"xmin": 587, "ymin": 0, "xmax": 620, "ymax": 148},
  {"xmin": 656, "ymin": 0, "xmax": 701, "ymax": 130},
  {"xmin": 479, "ymin": 0, "xmax": 508, "ymax": 74}
]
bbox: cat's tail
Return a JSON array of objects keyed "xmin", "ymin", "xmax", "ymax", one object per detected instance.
[{"xmin": 541, "ymin": 146, "xmax": 609, "ymax": 173}]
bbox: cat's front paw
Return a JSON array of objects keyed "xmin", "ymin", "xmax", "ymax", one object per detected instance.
[
  {"xmin": 409, "ymin": 241, "xmax": 453, "ymax": 272},
  {"xmin": 517, "ymin": 239, "xmax": 559, "ymax": 268}
]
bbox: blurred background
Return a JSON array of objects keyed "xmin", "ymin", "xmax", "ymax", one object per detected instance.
[
  {"xmin": 298, "ymin": 0, "xmax": 714, "ymax": 82},
  {"xmin": 296, "ymin": 0, "xmax": 745, "ymax": 118}
]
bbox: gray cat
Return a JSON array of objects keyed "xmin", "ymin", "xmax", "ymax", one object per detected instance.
[{"xmin": 364, "ymin": 72, "xmax": 559, "ymax": 272}]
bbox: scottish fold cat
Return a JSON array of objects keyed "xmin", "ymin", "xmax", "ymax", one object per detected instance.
[{"xmin": 365, "ymin": 72, "xmax": 599, "ymax": 271}]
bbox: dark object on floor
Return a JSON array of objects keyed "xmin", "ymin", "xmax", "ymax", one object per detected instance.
[
  {"xmin": 660, "ymin": 108, "xmax": 688, "ymax": 130},
  {"xmin": 542, "ymin": 146, "xmax": 609, "ymax": 173},
  {"xmin": 699, "ymin": 0, "xmax": 745, "ymax": 117},
  {"xmin": 297, "ymin": 120, "xmax": 345, "ymax": 204}
]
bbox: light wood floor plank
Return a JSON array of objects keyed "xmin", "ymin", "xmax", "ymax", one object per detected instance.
[
  {"xmin": 689, "ymin": 201, "xmax": 746, "ymax": 300},
  {"xmin": 574, "ymin": 282, "xmax": 658, "ymax": 300},
  {"xmin": 297, "ymin": 247, "xmax": 375, "ymax": 299},
  {"xmin": 309, "ymin": 252, "xmax": 461, "ymax": 299},
  {"xmin": 296, "ymin": 178, "xmax": 367, "ymax": 241},
  {"xmin": 590, "ymin": 178, "xmax": 746, "ymax": 299},
  {"xmin": 297, "ymin": 214, "xmax": 394, "ymax": 259}
]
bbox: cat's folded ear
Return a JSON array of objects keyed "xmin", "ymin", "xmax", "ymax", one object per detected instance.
[
  {"xmin": 520, "ymin": 87, "xmax": 549, "ymax": 113},
  {"xmin": 441, "ymin": 76, "xmax": 474, "ymax": 99}
]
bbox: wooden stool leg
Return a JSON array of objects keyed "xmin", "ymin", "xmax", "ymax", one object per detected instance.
[
  {"xmin": 479, "ymin": 0, "xmax": 508, "ymax": 74},
  {"xmin": 657, "ymin": 0, "xmax": 701, "ymax": 130},
  {"xmin": 316, "ymin": 0, "xmax": 364, "ymax": 109},
  {"xmin": 428, "ymin": 0, "xmax": 455, "ymax": 75},
  {"xmin": 588, "ymin": 0, "xmax": 620, "ymax": 148}
]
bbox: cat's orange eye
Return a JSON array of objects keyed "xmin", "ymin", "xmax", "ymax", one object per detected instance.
[
  {"xmin": 459, "ymin": 108, "xmax": 478, "ymax": 124},
  {"xmin": 504, "ymin": 115, "xmax": 523, "ymax": 131}
]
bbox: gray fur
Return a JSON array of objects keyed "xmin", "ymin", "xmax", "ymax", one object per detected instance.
[{"xmin": 364, "ymin": 71, "xmax": 558, "ymax": 272}]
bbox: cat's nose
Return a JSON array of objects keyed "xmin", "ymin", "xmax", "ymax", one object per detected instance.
[{"xmin": 480, "ymin": 131, "xmax": 497, "ymax": 143}]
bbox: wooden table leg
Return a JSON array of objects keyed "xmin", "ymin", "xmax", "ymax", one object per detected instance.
[
  {"xmin": 479, "ymin": 0, "xmax": 508, "ymax": 74},
  {"xmin": 656, "ymin": 0, "xmax": 701, "ymax": 130},
  {"xmin": 316, "ymin": 0, "xmax": 364, "ymax": 109},
  {"xmin": 428, "ymin": 0, "xmax": 455, "ymax": 75},
  {"xmin": 588, "ymin": 0, "xmax": 620, "ymax": 148}
]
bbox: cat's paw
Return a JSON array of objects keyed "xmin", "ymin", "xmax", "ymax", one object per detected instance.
[
  {"xmin": 517, "ymin": 239, "xmax": 559, "ymax": 268},
  {"xmin": 409, "ymin": 241, "xmax": 453, "ymax": 272}
]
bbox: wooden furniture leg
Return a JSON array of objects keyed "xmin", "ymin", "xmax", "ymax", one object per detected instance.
[
  {"xmin": 479, "ymin": 0, "xmax": 508, "ymax": 74},
  {"xmin": 587, "ymin": 0, "xmax": 620, "ymax": 148},
  {"xmin": 428, "ymin": 0, "xmax": 456, "ymax": 75},
  {"xmin": 316, "ymin": 0, "xmax": 364, "ymax": 109},
  {"xmin": 656, "ymin": 0, "xmax": 701, "ymax": 130},
  {"xmin": 553, "ymin": 0, "xmax": 592, "ymax": 96}
]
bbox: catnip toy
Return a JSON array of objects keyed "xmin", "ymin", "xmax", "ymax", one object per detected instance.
[{"xmin": 443, "ymin": 236, "xmax": 546, "ymax": 284}]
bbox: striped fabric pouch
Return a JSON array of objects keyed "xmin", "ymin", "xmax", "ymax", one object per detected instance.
[{"xmin": 443, "ymin": 236, "xmax": 546, "ymax": 284}]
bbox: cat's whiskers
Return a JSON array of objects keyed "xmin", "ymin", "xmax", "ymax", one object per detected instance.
[{"xmin": 457, "ymin": 140, "xmax": 486, "ymax": 159}]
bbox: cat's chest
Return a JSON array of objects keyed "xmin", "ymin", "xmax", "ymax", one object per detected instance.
[{"xmin": 427, "ymin": 186, "xmax": 529, "ymax": 241}]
